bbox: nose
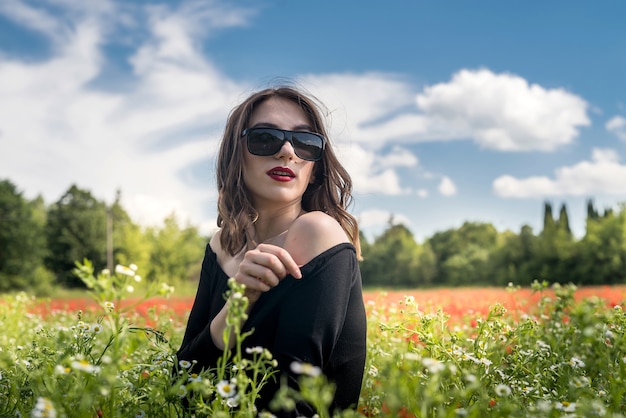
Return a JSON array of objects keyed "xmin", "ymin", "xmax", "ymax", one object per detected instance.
[{"xmin": 275, "ymin": 137, "xmax": 297, "ymax": 160}]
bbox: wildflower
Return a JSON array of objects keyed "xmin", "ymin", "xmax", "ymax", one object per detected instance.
[
  {"xmin": 225, "ymin": 394, "xmax": 240, "ymax": 408},
  {"xmin": 290, "ymin": 361, "xmax": 322, "ymax": 377},
  {"xmin": 71, "ymin": 359, "xmax": 101, "ymax": 374},
  {"xmin": 217, "ymin": 380, "xmax": 237, "ymax": 398},
  {"xmin": 403, "ymin": 352, "xmax": 421, "ymax": 361},
  {"xmin": 368, "ymin": 365, "xmax": 378, "ymax": 377},
  {"xmin": 115, "ymin": 264, "xmax": 135, "ymax": 276},
  {"xmin": 134, "ymin": 275, "xmax": 142, "ymax": 283},
  {"xmin": 178, "ymin": 360, "xmax": 192, "ymax": 369},
  {"xmin": 555, "ymin": 401, "xmax": 576, "ymax": 412},
  {"xmin": 245, "ymin": 346, "xmax": 264, "ymax": 354},
  {"xmin": 129, "ymin": 263, "xmax": 138, "ymax": 271},
  {"xmin": 91, "ymin": 323, "xmax": 103, "ymax": 334},
  {"xmin": 404, "ymin": 295, "xmax": 415, "ymax": 304},
  {"xmin": 101, "ymin": 269, "xmax": 110, "ymax": 276},
  {"xmin": 464, "ymin": 374, "xmax": 477, "ymax": 383},
  {"xmin": 176, "ymin": 385, "xmax": 188, "ymax": 398},
  {"xmin": 478, "ymin": 357, "xmax": 493, "ymax": 367},
  {"xmin": 571, "ymin": 376, "xmax": 589, "ymax": 388},
  {"xmin": 188, "ymin": 373, "xmax": 202, "ymax": 383},
  {"xmin": 158, "ymin": 283, "xmax": 175, "ymax": 295},
  {"xmin": 422, "ymin": 357, "xmax": 445, "ymax": 373},
  {"xmin": 568, "ymin": 356, "xmax": 585, "ymax": 368},
  {"xmin": 54, "ymin": 365, "xmax": 70, "ymax": 375},
  {"xmin": 31, "ymin": 397, "xmax": 56, "ymax": 418},
  {"xmin": 126, "ymin": 285, "xmax": 135, "ymax": 293},
  {"xmin": 104, "ymin": 301, "xmax": 115, "ymax": 311},
  {"xmin": 489, "ymin": 399, "xmax": 496, "ymax": 407},
  {"xmin": 536, "ymin": 400, "xmax": 552, "ymax": 413},
  {"xmin": 495, "ymin": 384, "xmax": 511, "ymax": 397}
]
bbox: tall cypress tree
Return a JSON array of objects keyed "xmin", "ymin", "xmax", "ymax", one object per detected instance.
[
  {"xmin": 558, "ymin": 203, "xmax": 572, "ymax": 237},
  {"xmin": 542, "ymin": 201, "xmax": 556, "ymax": 234}
]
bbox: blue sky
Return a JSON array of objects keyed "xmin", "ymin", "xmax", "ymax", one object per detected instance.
[{"xmin": 1, "ymin": 0, "xmax": 625, "ymax": 242}]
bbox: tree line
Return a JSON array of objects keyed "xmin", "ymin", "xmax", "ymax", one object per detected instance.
[
  {"xmin": 2, "ymin": 177, "xmax": 625, "ymax": 293},
  {"xmin": 0, "ymin": 179, "xmax": 206, "ymax": 294},
  {"xmin": 359, "ymin": 201, "xmax": 626, "ymax": 288}
]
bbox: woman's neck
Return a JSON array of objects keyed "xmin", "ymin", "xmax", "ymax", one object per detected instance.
[{"xmin": 249, "ymin": 205, "xmax": 305, "ymax": 246}]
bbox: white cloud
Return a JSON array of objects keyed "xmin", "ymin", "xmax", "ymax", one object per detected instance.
[
  {"xmin": 0, "ymin": 1, "xmax": 249, "ymax": 233},
  {"xmin": 415, "ymin": 68, "xmax": 590, "ymax": 151},
  {"xmin": 438, "ymin": 176, "xmax": 457, "ymax": 196},
  {"xmin": 417, "ymin": 189, "xmax": 428, "ymax": 198},
  {"xmin": 356, "ymin": 209, "xmax": 412, "ymax": 229},
  {"xmin": 606, "ymin": 115, "xmax": 626, "ymax": 141},
  {"xmin": 337, "ymin": 143, "xmax": 412, "ymax": 195},
  {"xmin": 493, "ymin": 148, "xmax": 626, "ymax": 197},
  {"xmin": 303, "ymin": 69, "xmax": 590, "ymax": 154}
]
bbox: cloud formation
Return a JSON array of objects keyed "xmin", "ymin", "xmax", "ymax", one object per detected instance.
[
  {"xmin": 493, "ymin": 149, "xmax": 626, "ymax": 197},
  {"xmin": 606, "ymin": 116, "xmax": 626, "ymax": 141},
  {"xmin": 438, "ymin": 176, "xmax": 457, "ymax": 196},
  {"xmin": 415, "ymin": 69, "xmax": 591, "ymax": 151}
]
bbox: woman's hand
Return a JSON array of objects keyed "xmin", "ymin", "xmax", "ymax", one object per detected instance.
[
  {"xmin": 210, "ymin": 243, "xmax": 301, "ymax": 350},
  {"xmin": 234, "ymin": 243, "xmax": 302, "ymax": 304}
]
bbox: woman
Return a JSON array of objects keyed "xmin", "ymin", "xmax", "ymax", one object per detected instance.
[{"xmin": 176, "ymin": 85, "xmax": 367, "ymax": 416}]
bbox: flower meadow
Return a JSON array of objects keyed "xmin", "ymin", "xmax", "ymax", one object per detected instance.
[{"xmin": 0, "ymin": 263, "xmax": 625, "ymax": 417}]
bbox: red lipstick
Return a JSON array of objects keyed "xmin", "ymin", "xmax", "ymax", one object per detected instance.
[{"xmin": 267, "ymin": 166, "xmax": 295, "ymax": 182}]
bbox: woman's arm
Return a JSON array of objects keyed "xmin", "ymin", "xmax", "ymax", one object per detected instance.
[
  {"xmin": 176, "ymin": 243, "xmax": 228, "ymax": 371},
  {"xmin": 210, "ymin": 243, "xmax": 302, "ymax": 350}
]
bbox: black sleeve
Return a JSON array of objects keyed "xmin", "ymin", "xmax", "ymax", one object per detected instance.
[
  {"xmin": 263, "ymin": 245, "xmax": 367, "ymax": 415},
  {"xmin": 176, "ymin": 244, "xmax": 228, "ymax": 372}
]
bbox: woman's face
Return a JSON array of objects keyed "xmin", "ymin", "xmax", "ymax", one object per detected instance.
[{"xmin": 242, "ymin": 96, "xmax": 317, "ymax": 211}]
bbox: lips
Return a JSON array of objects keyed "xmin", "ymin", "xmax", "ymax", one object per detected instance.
[{"xmin": 267, "ymin": 166, "xmax": 295, "ymax": 181}]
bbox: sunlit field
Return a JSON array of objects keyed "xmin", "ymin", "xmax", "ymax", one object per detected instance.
[{"xmin": 1, "ymin": 264, "xmax": 625, "ymax": 417}]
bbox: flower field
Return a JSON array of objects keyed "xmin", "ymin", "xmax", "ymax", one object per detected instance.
[{"xmin": 1, "ymin": 263, "xmax": 625, "ymax": 417}]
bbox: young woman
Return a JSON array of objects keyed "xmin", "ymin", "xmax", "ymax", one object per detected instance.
[{"xmin": 176, "ymin": 85, "xmax": 367, "ymax": 416}]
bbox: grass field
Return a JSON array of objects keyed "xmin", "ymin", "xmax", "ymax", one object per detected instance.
[{"xmin": 1, "ymin": 267, "xmax": 625, "ymax": 417}]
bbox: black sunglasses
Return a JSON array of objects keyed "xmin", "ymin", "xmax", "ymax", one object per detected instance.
[{"xmin": 241, "ymin": 127, "xmax": 326, "ymax": 162}]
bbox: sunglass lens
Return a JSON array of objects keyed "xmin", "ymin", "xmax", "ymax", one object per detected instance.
[
  {"xmin": 292, "ymin": 133, "xmax": 323, "ymax": 161},
  {"xmin": 247, "ymin": 129, "xmax": 283, "ymax": 156}
]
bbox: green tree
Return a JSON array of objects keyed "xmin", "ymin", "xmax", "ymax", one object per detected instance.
[
  {"xmin": 428, "ymin": 221, "xmax": 499, "ymax": 284},
  {"xmin": 488, "ymin": 225, "xmax": 539, "ymax": 286},
  {"xmin": 574, "ymin": 205, "xmax": 626, "ymax": 285},
  {"xmin": 360, "ymin": 223, "xmax": 422, "ymax": 287},
  {"xmin": 45, "ymin": 185, "xmax": 108, "ymax": 287},
  {"xmin": 536, "ymin": 201, "xmax": 577, "ymax": 284},
  {"xmin": 108, "ymin": 190, "xmax": 152, "ymax": 271},
  {"xmin": 0, "ymin": 180, "xmax": 51, "ymax": 292},
  {"xmin": 558, "ymin": 203, "xmax": 572, "ymax": 237},
  {"xmin": 146, "ymin": 213, "xmax": 205, "ymax": 283}
]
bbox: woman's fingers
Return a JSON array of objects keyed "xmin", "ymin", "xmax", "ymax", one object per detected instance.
[
  {"xmin": 235, "ymin": 244, "xmax": 302, "ymax": 293},
  {"xmin": 256, "ymin": 243, "xmax": 302, "ymax": 279}
]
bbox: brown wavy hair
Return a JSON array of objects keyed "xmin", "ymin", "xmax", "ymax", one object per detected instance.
[{"xmin": 216, "ymin": 85, "xmax": 361, "ymax": 259}]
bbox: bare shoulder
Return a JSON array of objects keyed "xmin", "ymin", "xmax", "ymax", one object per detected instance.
[
  {"xmin": 284, "ymin": 211, "xmax": 349, "ymax": 266},
  {"xmin": 209, "ymin": 230, "xmax": 223, "ymax": 254}
]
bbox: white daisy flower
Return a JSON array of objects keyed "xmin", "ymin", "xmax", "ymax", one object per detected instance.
[
  {"xmin": 245, "ymin": 346, "xmax": 264, "ymax": 354},
  {"xmin": 115, "ymin": 264, "xmax": 135, "ymax": 276},
  {"xmin": 31, "ymin": 397, "xmax": 56, "ymax": 418},
  {"xmin": 178, "ymin": 360, "xmax": 192, "ymax": 369},
  {"xmin": 216, "ymin": 380, "xmax": 237, "ymax": 398},
  {"xmin": 290, "ymin": 361, "xmax": 322, "ymax": 377},
  {"xmin": 495, "ymin": 384, "xmax": 511, "ymax": 397}
]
